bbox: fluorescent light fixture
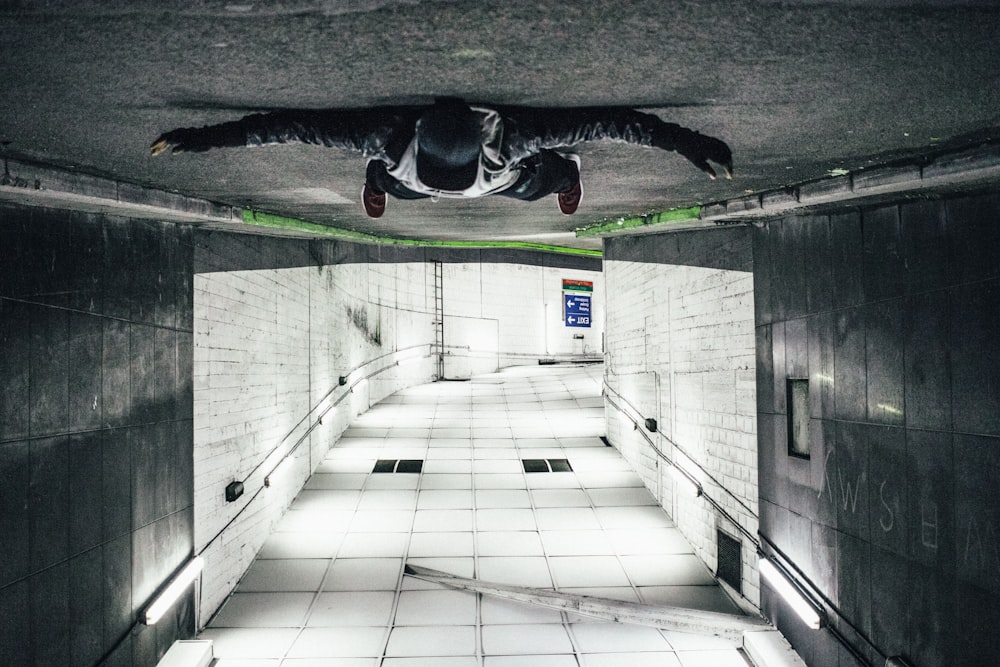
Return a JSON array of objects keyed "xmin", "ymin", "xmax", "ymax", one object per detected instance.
[
  {"xmin": 758, "ymin": 557, "xmax": 822, "ymax": 629},
  {"xmin": 668, "ymin": 464, "xmax": 702, "ymax": 497},
  {"xmin": 144, "ymin": 557, "xmax": 204, "ymax": 625}
]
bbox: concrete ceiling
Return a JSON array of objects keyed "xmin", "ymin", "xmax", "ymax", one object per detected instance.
[{"xmin": 1, "ymin": 0, "xmax": 999, "ymax": 250}]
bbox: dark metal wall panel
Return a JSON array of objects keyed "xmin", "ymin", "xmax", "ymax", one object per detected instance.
[
  {"xmin": 0, "ymin": 202, "xmax": 196, "ymax": 667},
  {"xmin": 754, "ymin": 191, "xmax": 1000, "ymax": 665}
]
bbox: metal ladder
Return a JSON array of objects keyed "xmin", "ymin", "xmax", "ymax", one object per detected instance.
[{"xmin": 432, "ymin": 260, "xmax": 444, "ymax": 379}]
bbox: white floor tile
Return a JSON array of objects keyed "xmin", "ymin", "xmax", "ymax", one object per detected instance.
[
  {"xmin": 306, "ymin": 473, "xmax": 369, "ymax": 489},
  {"xmin": 568, "ymin": 458, "xmax": 631, "ymax": 473},
  {"xmin": 535, "ymin": 507, "xmax": 602, "ymax": 531},
  {"xmin": 198, "ymin": 628, "xmax": 298, "ymax": 659},
  {"xmin": 476, "ymin": 489, "xmax": 532, "ymax": 508},
  {"xmin": 473, "ymin": 447, "xmax": 518, "ymax": 459},
  {"xmin": 473, "ymin": 459, "xmax": 524, "ymax": 474},
  {"xmin": 574, "ymin": 471, "xmax": 645, "ymax": 488},
  {"xmin": 525, "ymin": 474, "xmax": 582, "ymax": 489},
  {"xmin": 422, "ymin": 459, "xmax": 473, "ymax": 474},
  {"xmin": 595, "ymin": 506, "xmax": 673, "ymax": 529},
  {"xmin": 472, "ymin": 436, "xmax": 516, "ymax": 447},
  {"xmin": 407, "ymin": 531, "xmax": 473, "ymax": 557},
  {"xmin": 290, "ymin": 489, "xmax": 360, "ymax": 512},
  {"xmin": 356, "ymin": 490, "xmax": 417, "ymax": 510},
  {"xmin": 417, "ymin": 489, "xmax": 473, "ymax": 509},
  {"xmin": 637, "ymin": 585, "xmax": 740, "ymax": 613},
  {"xmin": 477, "ymin": 531, "xmax": 545, "ymax": 556},
  {"xmin": 213, "ymin": 659, "xmax": 282, "ymax": 667},
  {"xmin": 412, "ymin": 509, "xmax": 473, "ymax": 532},
  {"xmin": 237, "ymin": 559, "xmax": 329, "ymax": 592},
  {"xmin": 382, "ymin": 658, "xmax": 479, "ymax": 667},
  {"xmin": 336, "ymin": 532, "xmax": 409, "ymax": 558},
  {"xmin": 287, "ymin": 627, "xmax": 386, "ymax": 658},
  {"xmin": 570, "ymin": 623, "xmax": 674, "ymax": 652},
  {"xmin": 394, "ymin": 589, "xmax": 478, "ymax": 625},
  {"xmin": 307, "ymin": 591, "xmax": 395, "ymax": 626},
  {"xmin": 478, "ymin": 556, "xmax": 552, "ymax": 587},
  {"xmin": 515, "ymin": 438, "xmax": 556, "ymax": 449},
  {"xmin": 676, "ymin": 649, "xmax": 752, "ymax": 666},
  {"xmin": 531, "ymin": 488, "xmax": 592, "ymax": 508},
  {"xmin": 587, "ymin": 487, "xmax": 657, "ymax": 507},
  {"xmin": 419, "ymin": 473, "xmax": 472, "ymax": 489},
  {"xmin": 258, "ymin": 532, "xmax": 343, "ymax": 559},
  {"xmin": 473, "ymin": 429, "xmax": 515, "ymax": 439},
  {"xmin": 315, "ymin": 457, "xmax": 375, "ymax": 473},
  {"xmin": 349, "ymin": 510, "xmax": 414, "ymax": 533},
  {"xmin": 476, "ymin": 508, "xmax": 537, "ymax": 531},
  {"xmin": 480, "ymin": 595, "xmax": 564, "ymax": 624},
  {"xmin": 606, "ymin": 528, "xmax": 691, "ymax": 555},
  {"xmin": 363, "ymin": 474, "xmax": 420, "ymax": 490},
  {"xmin": 279, "ymin": 660, "xmax": 377, "ymax": 667},
  {"xmin": 580, "ymin": 653, "xmax": 681, "ymax": 667},
  {"xmin": 484, "ymin": 657, "xmax": 578, "ymax": 667},
  {"xmin": 473, "ymin": 473, "xmax": 527, "ymax": 489},
  {"xmin": 620, "ymin": 554, "xmax": 715, "ymax": 586},
  {"xmin": 384, "ymin": 625, "xmax": 477, "ymax": 657},
  {"xmin": 323, "ymin": 558, "xmax": 402, "ymax": 591},
  {"xmin": 276, "ymin": 509, "xmax": 355, "ymax": 533},
  {"xmin": 481, "ymin": 623, "xmax": 574, "ymax": 654},
  {"xmin": 210, "ymin": 592, "xmax": 314, "ymax": 627},
  {"xmin": 540, "ymin": 530, "xmax": 614, "ymax": 556},
  {"xmin": 548, "ymin": 555, "xmax": 631, "ymax": 588}
]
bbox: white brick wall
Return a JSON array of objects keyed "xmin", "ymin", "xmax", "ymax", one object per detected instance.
[
  {"xmin": 604, "ymin": 259, "xmax": 760, "ymax": 607},
  {"xmin": 193, "ymin": 261, "xmax": 438, "ymax": 622}
]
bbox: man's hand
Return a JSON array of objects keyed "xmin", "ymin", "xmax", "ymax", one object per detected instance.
[
  {"xmin": 150, "ymin": 128, "xmax": 211, "ymax": 155},
  {"xmin": 675, "ymin": 131, "xmax": 733, "ymax": 180}
]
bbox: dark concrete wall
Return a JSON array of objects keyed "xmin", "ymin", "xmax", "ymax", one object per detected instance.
[
  {"xmin": 0, "ymin": 204, "xmax": 195, "ymax": 666},
  {"xmin": 754, "ymin": 194, "xmax": 1000, "ymax": 667},
  {"xmin": 603, "ymin": 225, "xmax": 752, "ymax": 271}
]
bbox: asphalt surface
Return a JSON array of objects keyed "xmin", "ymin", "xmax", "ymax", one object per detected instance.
[{"xmin": 1, "ymin": 0, "xmax": 999, "ymax": 249}]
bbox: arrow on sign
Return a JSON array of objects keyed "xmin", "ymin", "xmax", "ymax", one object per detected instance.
[{"xmin": 568, "ymin": 316, "xmax": 576, "ymax": 324}]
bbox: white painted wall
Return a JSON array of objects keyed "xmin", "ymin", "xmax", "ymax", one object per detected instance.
[
  {"xmin": 603, "ymin": 258, "xmax": 760, "ymax": 607},
  {"xmin": 441, "ymin": 263, "xmax": 603, "ymax": 377}
]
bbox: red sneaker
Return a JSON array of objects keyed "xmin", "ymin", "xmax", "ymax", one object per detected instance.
[
  {"xmin": 362, "ymin": 182, "xmax": 386, "ymax": 218},
  {"xmin": 557, "ymin": 154, "xmax": 582, "ymax": 215}
]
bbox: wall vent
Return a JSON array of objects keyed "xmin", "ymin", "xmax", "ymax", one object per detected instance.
[{"xmin": 716, "ymin": 529, "xmax": 742, "ymax": 593}]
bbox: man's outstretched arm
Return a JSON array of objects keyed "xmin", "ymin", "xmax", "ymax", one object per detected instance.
[
  {"xmin": 150, "ymin": 106, "xmax": 424, "ymax": 160},
  {"xmin": 496, "ymin": 106, "xmax": 733, "ymax": 180}
]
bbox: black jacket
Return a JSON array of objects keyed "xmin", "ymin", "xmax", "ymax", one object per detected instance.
[{"xmin": 152, "ymin": 102, "xmax": 732, "ymax": 179}]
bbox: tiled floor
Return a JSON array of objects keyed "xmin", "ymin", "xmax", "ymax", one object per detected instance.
[{"xmin": 201, "ymin": 363, "xmax": 751, "ymax": 667}]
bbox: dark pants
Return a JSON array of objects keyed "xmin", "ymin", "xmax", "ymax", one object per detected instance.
[{"xmin": 366, "ymin": 150, "xmax": 578, "ymax": 201}]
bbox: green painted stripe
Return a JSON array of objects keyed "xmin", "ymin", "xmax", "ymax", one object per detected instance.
[
  {"xmin": 241, "ymin": 209, "xmax": 603, "ymax": 257},
  {"xmin": 575, "ymin": 205, "xmax": 702, "ymax": 237}
]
